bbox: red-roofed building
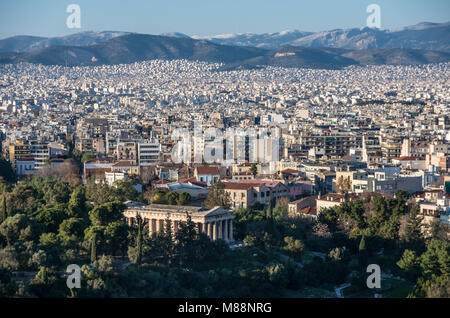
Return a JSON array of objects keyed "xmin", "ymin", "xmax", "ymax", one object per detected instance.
[
  {"xmin": 224, "ymin": 179, "xmax": 289, "ymax": 209},
  {"xmin": 83, "ymin": 158, "xmax": 113, "ymax": 180},
  {"xmin": 194, "ymin": 166, "xmax": 220, "ymax": 186}
]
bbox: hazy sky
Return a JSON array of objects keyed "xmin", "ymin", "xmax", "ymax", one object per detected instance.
[{"xmin": 0, "ymin": 0, "xmax": 449, "ymax": 39}]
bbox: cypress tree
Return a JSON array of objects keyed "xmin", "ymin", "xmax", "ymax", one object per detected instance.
[
  {"xmin": 0, "ymin": 193, "xmax": 7, "ymax": 223},
  {"xmin": 135, "ymin": 215, "xmax": 143, "ymax": 265},
  {"xmin": 403, "ymin": 206, "xmax": 424, "ymax": 245},
  {"xmin": 267, "ymin": 196, "xmax": 273, "ymax": 220},
  {"xmin": 90, "ymin": 233, "xmax": 97, "ymax": 263},
  {"xmin": 358, "ymin": 235, "xmax": 368, "ymax": 268}
]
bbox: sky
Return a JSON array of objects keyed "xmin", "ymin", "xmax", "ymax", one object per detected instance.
[{"xmin": 0, "ymin": 0, "xmax": 449, "ymax": 39}]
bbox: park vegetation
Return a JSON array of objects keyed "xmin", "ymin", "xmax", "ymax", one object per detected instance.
[{"xmin": 0, "ymin": 172, "xmax": 448, "ymax": 298}]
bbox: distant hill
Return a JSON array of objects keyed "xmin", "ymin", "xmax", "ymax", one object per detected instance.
[
  {"xmin": 196, "ymin": 22, "xmax": 450, "ymax": 52},
  {"xmin": 0, "ymin": 33, "xmax": 449, "ymax": 69},
  {"xmin": 0, "ymin": 34, "xmax": 265, "ymax": 66},
  {"xmin": 0, "ymin": 31, "xmax": 131, "ymax": 53},
  {"xmin": 193, "ymin": 30, "xmax": 314, "ymax": 49}
]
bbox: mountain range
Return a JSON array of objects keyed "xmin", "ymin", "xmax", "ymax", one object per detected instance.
[
  {"xmin": 0, "ymin": 22, "xmax": 448, "ymax": 69},
  {"xmin": 194, "ymin": 22, "xmax": 450, "ymax": 52}
]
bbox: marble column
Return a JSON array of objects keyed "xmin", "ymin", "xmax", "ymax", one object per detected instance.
[
  {"xmin": 218, "ymin": 220, "xmax": 223, "ymax": 240},
  {"xmin": 155, "ymin": 219, "xmax": 161, "ymax": 233},
  {"xmin": 173, "ymin": 220, "xmax": 178, "ymax": 233},
  {"xmin": 208, "ymin": 222, "xmax": 214, "ymax": 240},
  {"xmin": 229, "ymin": 220, "xmax": 233, "ymax": 241},
  {"xmin": 212, "ymin": 222, "xmax": 217, "ymax": 240},
  {"xmin": 147, "ymin": 218, "xmax": 152, "ymax": 236},
  {"xmin": 224, "ymin": 219, "xmax": 229, "ymax": 241}
]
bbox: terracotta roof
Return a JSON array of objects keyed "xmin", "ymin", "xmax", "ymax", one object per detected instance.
[
  {"xmin": 238, "ymin": 179, "xmax": 284, "ymax": 188},
  {"xmin": 86, "ymin": 158, "xmax": 112, "ymax": 163},
  {"xmin": 234, "ymin": 170, "xmax": 253, "ymax": 175},
  {"xmin": 152, "ymin": 179, "xmax": 170, "ymax": 184},
  {"xmin": 299, "ymin": 206, "xmax": 317, "ymax": 215},
  {"xmin": 394, "ymin": 156, "xmax": 423, "ymax": 161},
  {"xmin": 195, "ymin": 166, "xmax": 220, "ymax": 175},
  {"xmin": 237, "ymin": 162, "xmax": 252, "ymax": 167},
  {"xmin": 112, "ymin": 160, "xmax": 136, "ymax": 167},
  {"xmin": 224, "ymin": 182, "xmax": 254, "ymax": 190},
  {"xmin": 281, "ymin": 169, "xmax": 298, "ymax": 174}
]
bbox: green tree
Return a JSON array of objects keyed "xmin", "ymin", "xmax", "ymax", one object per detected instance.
[
  {"xmin": 111, "ymin": 179, "xmax": 139, "ymax": 202},
  {"xmin": 85, "ymin": 201, "xmax": 128, "ymax": 256},
  {"xmin": 166, "ymin": 191, "xmax": 178, "ymax": 205},
  {"xmin": 90, "ymin": 232, "xmax": 97, "ymax": 263},
  {"xmin": 0, "ymin": 214, "xmax": 42, "ymax": 245},
  {"xmin": 28, "ymin": 266, "xmax": 66, "ymax": 297},
  {"xmin": 86, "ymin": 178, "xmax": 114, "ymax": 205},
  {"xmin": 282, "ymin": 236, "xmax": 305, "ymax": 259},
  {"xmin": 358, "ymin": 235, "xmax": 368, "ymax": 268},
  {"xmin": 0, "ymin": 267, "xmax": 18, "ymax": 297},
  {"xmin": 128, "ymin": 214, "xmax": 147, "ymax": 265},
  {"xmin": 0, "ymin": 159, "xmax": 16, "ymax": 183},
  {"xmin": 35, "ymin": 205, "xmax": 67, "ymax": 233},
  {"xmin": 328, "ymin": 246, "xmax": 350, "ymax": 262},
  {"xmin": 88, "ymin": 201, "xmax": 125, "ymax": 226},
  {"xmin": 204, "ymin": 180, "xmax": 230, "ymax": 209},
  {"xmin": 397, "ymin": 249, "xmax": 420, "ymax": 281},
  {"xmin": 81, "ymin": 152, "xmax": 95, "ymax": 163},
  {"xmin": 267, "ymin": 196, "xmax": 273, "ymax": 220},
  {"xmin": 58, "ymin": 217, "xmax": 86, "ymax": 248},
  {"xmin": 67, "ymin": 186, "xmax": 87, "ymax": 218},
  {"xmin": 250, "ymin": 163, "xmax": 258, "ymax": 177},
  {"xmin": 420, "ymin": 239, "xmax": 449, "ymax": 278},
  {"xmin": 402, "ymin": 205, "xmax": 424, "ymax": 246},
  {"xmin": 176, "ymin": 192, "xmax": 191, "ymax": 206},
  {"xmin": 150, "ymin": 190, "xmax": 168, "ymax": 204},
  {"xmin": 174, "ymin": 213, "xmax": 199, "ymax": 266},
  {"xmin": 0, "ymin": 193, "xmax": 7, "ymax": 223}
]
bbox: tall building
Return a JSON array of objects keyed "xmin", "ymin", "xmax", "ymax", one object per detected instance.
[
  {"xmin": 9, "ymin": 140, "xmax": 30, "ymax": 167},
  {"xmin": 138, "ymin": 140, "xmax": 161, "ymax": 166},
  {"xmin": 30, "ymin": 141, "xmax": 50, "ymax": 170}
]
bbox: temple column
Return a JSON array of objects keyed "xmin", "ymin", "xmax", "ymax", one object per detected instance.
[
  {"xmin": 147, "ymin": 218, "xmax": 152, "ymax": 236},
  {"xmin": 173, "ymin": 220, "xmax": 178, "ymax": 233},
  {"xmin": 155, "ymin": 218, "xmax": 160, "ymax": 233},
  {"xmin": 223, "ymin": 219, "xmax": 228, "ymax": 241},
  {"xmin": 217, "ymin": 220, "xmax": 223, "ymax": 240},
  {"xmin": 204, "ymin": 222, "xmax": 208, "ymax": 236},
  {"xmin": 212, "ymin": 222, "xmax": 217, "ymax": 240},
  {"xmin": 229, "ymin": 220, "xmax": 233, "ymax": 241},
  {"xmin": 208, "ymin": 222, "xmax": 213, "ymax": 240}
]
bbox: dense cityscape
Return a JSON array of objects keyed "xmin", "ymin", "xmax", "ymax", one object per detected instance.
[
  {"xmin": 0, "ymin": 58, "xmax": 448, "ymax": 299},
  {"xmin": 0, "ymin": 0, "xmax": 449, "ymax": 307}
]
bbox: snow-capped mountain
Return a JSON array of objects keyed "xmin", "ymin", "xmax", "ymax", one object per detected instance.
[
  {"xmin": 194, "ymin": 22, "xmax": 450, "ymax": 52},
  {"xmin": 0, "ymin": 31, "xmax": 132, "ymax": 53},
  {"xmin": 192, "ymin": 30, "xmax": 313, "ymax": 49}
]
